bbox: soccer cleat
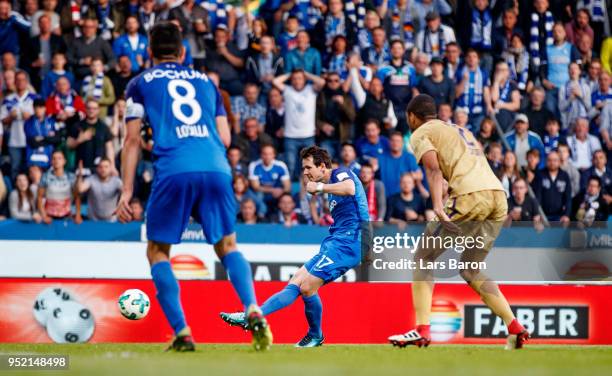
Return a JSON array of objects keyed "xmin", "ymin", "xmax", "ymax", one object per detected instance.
[
  {"xmin": 388, "ymin": 329, "xmax": 431, "ymax": 348},
  {"xmin": 505, "ymin": 330, "xmax": 531, "ymax": 350},
  {"xmin": 220, "ymin": 311, "xmax": 248, "ymax": 330},
  {"xmin": 165, "ymin": 327, "xmax": 195, "ymax": 352},
  {"xmin": 246, "ymin": 305, "xmax": 273, "ymax": 351},
  {"xmin": 295, "ymin": 334, "xmax": 325, "ymax": 348}
]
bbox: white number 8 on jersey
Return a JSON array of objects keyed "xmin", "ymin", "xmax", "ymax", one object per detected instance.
[{"xmin": 168, "ymin": 79, "xmax": 202, "ymax": 125}]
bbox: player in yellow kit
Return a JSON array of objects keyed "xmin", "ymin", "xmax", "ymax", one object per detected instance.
[{"xmin": 387, "ymin": 94, "xmax": 530, "ymax": 350}]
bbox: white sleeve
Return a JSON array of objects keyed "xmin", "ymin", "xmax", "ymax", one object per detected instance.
[
  {"xmin": 583, "ymin": 84, "xmax": 592, "ymax": 112},
  {"xmin": 387, "ymin": 102, "xmax": 398, "ymax": 128},
  {"xmin": 415, "ymin": 31, "xmax": 424, "ymax": 51},
  {"xmin": 248, "ymin": 161, "xmax": 258, "ymax": 181},
  {"xmin": 350, "ymin": 68, "xmax": 367, "ymax": 108},
  {"xmin": 558, "ymin": 86, "xmax": 570, "ymax": 112},
  {"xmin": 0, "ymin": 103, "xmax": 8, "ymax": 121},
  {"xmin": 444, "ymin": 25, "xmax": 456, "ymax": 43},
  {"xmin": 592, "ymin": 136, "xmax": 602, "ymax": 151},
  {"xmin": 279, "ymin": 162, "xmax": 290, "ymax": 181}
]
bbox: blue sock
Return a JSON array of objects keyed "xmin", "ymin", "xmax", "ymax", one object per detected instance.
[
  {"xmin": 151, "ymin": 261, "xmax": 186, "ymax": 335},
  {"xmin": 303, "ymin": 294, "xmax": 323, "ymax": 338},
  {"xmin": 221, "ymin": 251, "xmax": 256, "ymax": 310},
  {"xmin": 261, "ymin": 284, "xmax": 301, "ymax": 316}
]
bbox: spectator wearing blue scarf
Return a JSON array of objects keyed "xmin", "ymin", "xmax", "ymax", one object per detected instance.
[
  {"xmin": 24, "ymin": 99, "xmax": 61, "ymax": 170},
  {"xmin": 491, "ymin": 61, "xmax": 521, "ymax": 132},
  {"xmin": 469, "ymin": 0, "xmax": 493, "ymax": 74},
  {"xmin": 455, "ymin": 48, "xmax": 491, "ymax": 133}
]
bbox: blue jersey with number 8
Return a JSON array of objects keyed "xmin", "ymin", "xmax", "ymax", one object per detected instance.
[{"xmin": 125, "ymin": 62, "xmax": 230, "ymax": 180}]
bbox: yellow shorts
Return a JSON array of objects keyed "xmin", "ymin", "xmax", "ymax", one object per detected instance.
[
  {"xmin": 445, "ymin": 190, "xmax": 508, "ymax": 222},
  {"xmin": 421, "ymin": 190, "xmax": 507, "ymax": 254}
]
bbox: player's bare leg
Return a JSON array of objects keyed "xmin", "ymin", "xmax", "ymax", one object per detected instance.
[
  {"xmin": 147, "ymin": 241, "xmax": 194, "ymax": 352},
  {"xmin": 214, "ymin": 234, "xmax": 272, "ymax": 351},
  {"xmin": 459, "ymin": 248, "xmax": 530, "ymax": 349},
  {"xmin": 388, "ymin": 244, "xmax": 443, "ymax": 348}
]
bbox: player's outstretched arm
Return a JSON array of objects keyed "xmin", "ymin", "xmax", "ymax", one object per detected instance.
[
  {"xmin": 307, "ymin": 179, "xmax": 355, "ymax": 197},
  {"xmin": 116, "ymin": 118, "xmax": 142, "ymax": 222}
]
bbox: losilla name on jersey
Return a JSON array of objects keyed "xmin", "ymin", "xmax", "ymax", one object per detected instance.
[{"xmin": 175, "ymin": 124, "xmax": 210, "ymax": 139}]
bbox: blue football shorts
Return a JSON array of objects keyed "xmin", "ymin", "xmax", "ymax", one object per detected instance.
[
  {"xmin": 146, "ymin": 171, "xmax": 236, "ymax": 245},
  {"xmin": 304, "ymin": 232, "xmax": 362, "ymax": 283}
]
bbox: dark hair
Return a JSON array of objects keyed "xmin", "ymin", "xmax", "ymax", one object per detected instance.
[
  {"xmin": 364, "ymin": 118, "xmax": 381, "ymax": 129},
  {"xmin": 15, "ymin": 173, "xmax": 34, "ymax": 213},
  {"xmin": 129, "ymin": 197, "xmax": 142, "ymax": 206},
  {"xmin": 243, "ymin": 117, "xmax": 259, "ymax": 127},
  {"xmin": 555, "ymin": 143, "xmax": 571, "ymax": 157},
  {"xmin": 97, "ymin": 157, "xmax": 112, "ymax": 165},
  {"xmin": 278, "ymin": 192, "xmax": 294, "ymax": 202},
  {"xmin": 576, "ymin": 8, "xmax": 591, "ymax": 23},
  {"xmin": 261, "ymin": 143, "xmax": 276, "ymax": 153},
  {"xmin": 593, "ymin": 149, "xmax": 606, "ymax": 158},
  {"xmin": 587, "ymin": 175, "xmax": 602, "ymax": 187},
  {"xmin": 244, "ymin": 82, "xmax": 259, "ymax": 91},
  {"xmin": 149, "ymin": 21, "xmax": 183, "ymax": 59},
  {"xmin": 360, "ymin": 162, "xmax": 373, "ymax": 170},
  {"xmin": 406, "ymin": 94, "xmax": 437, "ymax": 120},
  {"xmin": 15, "ymin": 69, "xmax": 29, "ymax": 81},
  {"xmin": 332, "ymin": 34, "xmax": 347, "ymax": 45},
  {"xmin": 485, "ymin": 142, "xmax": 502, "ymax": 153},
  {"xmin": 33, "ymin": 98, "xmax": 46, "ymax": 108},
  {"xmin": 446, "ymin": 41, "xmax": 459, "ymax": 49},
  {"xmin": 546, "ymin": 117, "xmax": 560, "ymax": 125},
  {"xmin": 465, "ymin": 48, "xmax": 479, "ymax": 57},
  {"xmin": 527, "ymin": 148, "xmax": 541, "ymax": 158},
  {"xmin": 232, "ymin": 173, "xmax": 249, "ymax": 192},
  {"xmin": 389, "ymin": 130, "xmax": 403, "ymax": 139},
  {"xmin": 390, "ymin": 39, "xmax": 405, "ymax": 49},
  {"xmin": 125, "ymin": 14, "xmax": 139, "ymax": 24},
  {"xmin": 341, "ymin": 142, "xmax": 357, "ymax": 151},
  {"xmin": 300, "ymin": 146, "xmax": 332, "ymax": 168}
]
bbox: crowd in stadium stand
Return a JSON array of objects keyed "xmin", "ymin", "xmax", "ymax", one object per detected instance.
[{"xmin": 0, "ymin": 0, "xmax": 611, "ymax": 227}]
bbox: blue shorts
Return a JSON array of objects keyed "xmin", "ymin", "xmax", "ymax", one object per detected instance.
[
  {"xmin": 304, "ymin": 234, "xmax": 361, "ymax": 283},
  {"xmin": 146, "ymin": 172, "xmax": 236, "ymax": 245}
]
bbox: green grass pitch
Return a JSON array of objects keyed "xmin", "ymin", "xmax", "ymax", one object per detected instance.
[{"xmin": 1, "ymin": 344, "xmax": 611, "ymax": 376}]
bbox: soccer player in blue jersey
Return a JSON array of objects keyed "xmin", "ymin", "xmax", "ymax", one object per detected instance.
[
  {"xmin": 221, "ymin": 146, "xmax": 370, "ymax": 347},
  {"xmin": 115, "ymin": 22, "xmax": 272, "ymax": 352}
]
